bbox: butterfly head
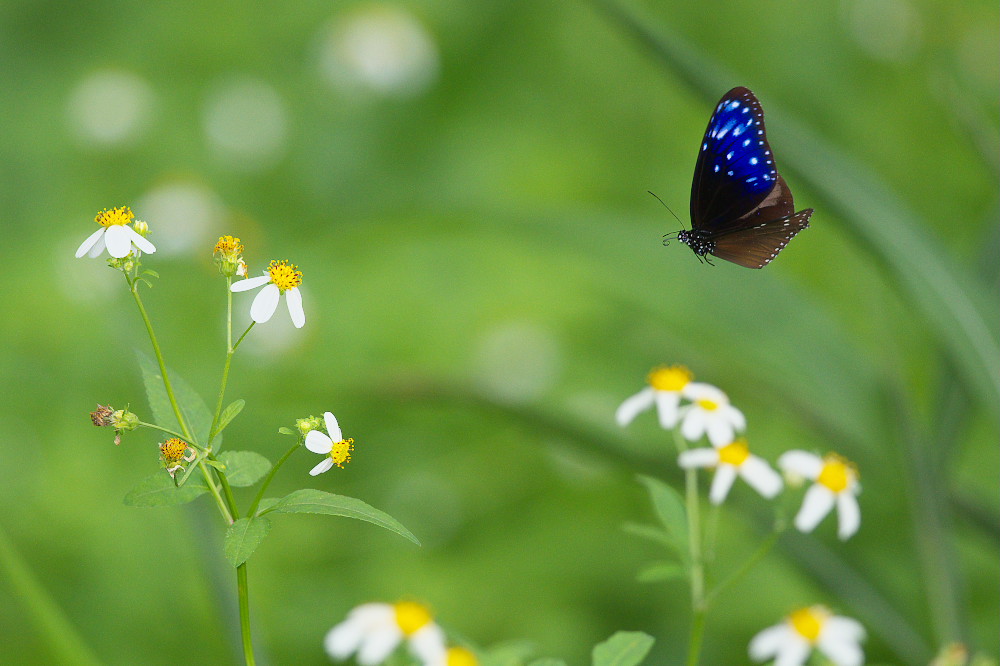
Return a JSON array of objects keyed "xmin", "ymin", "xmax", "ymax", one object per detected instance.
[{"xmin": 675, "ymin": 229, "xmax": 715, "ymax": 257}]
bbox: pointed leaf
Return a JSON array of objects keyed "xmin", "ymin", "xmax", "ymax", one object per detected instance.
[
  {"xmin": 124, "ymin": 473, "xmax": 208, "ymax": 507},
  {"xmin": 258, "ymin": 489, "xmax": 419, "ymax": 545},
  {"xmin": 636, "ymin": 562, "xmax": 686, "ymax": 583},
  {"xmin": 637, "ymin": 476, "xmax": 688, "ymax": 555},
  {"xmin": 217, "ymin": 451, "xmax": 271, "ymax": 487},
  {"xmin": 212, "ymin": 399, "xmax": 245, "ymax": 440},
  {"xmin": 277, "ymin": 427, "xmax": 296, "ymax": 435},
  {"xmin": 136, "ymin": 351, "xmax": 216, "ymax": 447},
  {"xmin": 592, "ymin": 631, "xmax": 654, "ymax": 666},
  {"xmin": 224, "ymin": 516, "xmax": 272, "ymax": 567},
  {"xmin": 621, "ymin": 522, "xmax": 672, "ymax": 546},
  {"xmin": 142, "ymin": 269, "xmax": 160, "ymax": 278}
]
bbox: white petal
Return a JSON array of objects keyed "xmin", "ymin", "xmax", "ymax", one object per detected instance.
[
  {"xmin": 87, "ymin": 232, "xmax": 108, "ymax": 257},
  {"xmin": 836, "ymin": 491, "xmax": 861, "ymax": 540},
  {"xmin": 104, "ymin": 224, "xmax": 132, "ymax": 258},
  {"xmin": 678, "ymin": 448, "xmax": 719, "ymax": 469},
  {"xmin": 654, "ymin": 391, "xmax": 682, "ymax": 429},
  {"xmin": 305, "ymin": 430, "xmax": 333, "ymax": 454},
  {"xmin": 408, "ymin": 623, "xmax": 447, "ymax": 663},
  {"xmin": 818, "ymin": 625, "xmax": 864, "ymax": 666},
  {"xmin": 682, "ymin": 382, "xmax": 726, "ymax": 403},
  {"xmin": 709, "ymin": 465, "xmax": 738, "ymax": 504},
  {"xmin": 357, "ymin": 625, "xmax": 403, "ymax": 666},
  {"xmin": 778, "ymin": 450, "xmax": 824, "ymax": 479},
  {"xmin": 740, "ymin": 456, "xmax": 783, "ymax": 499},
  {"xmin": 615, "ymin": 388, "xmax": 654, "ymax": 426},
  {"xmin": 285, "ymin": 286, "xmax": 305, "ymax": 328},
  {"xmin": 125, "ymin": 225, "xmax": 156, "ymax": 254},
  {"xmin": 722, "ymin": 404, "xmax": 746, "ymax": 431},
  {"xmin": 748, "ymin": 624, "xmax": 792, "ymax": 660},
  {"xmin": 323, "ymin": 411, "xmax": 343, "ymax": 442},
  {"xmin": 250, "ymin": 283, "xmax": 280, "ymax": 323},
  {"xmin": 324, "ymin": 617, "xmax": 364, "ymax": 659},
  {"xmin": 309, "ymin": 458, "xmax": 335, "ymax": 476},
  {"xmin": 795, "ymin": 484, "xmax": 836, "ymax": 533},
  {"xmin": 822, "ymin": 616, "xmax": 866, "ymax": 644},
  {"xmin": 773, "ymin": 639, "xmax": 812, "ymax": 666},
  {"xmin": 706, "ymin": 418, "xmax": 736, "ymax": 447},
  {"xmin": 680, "ymin": 409, "xmax": 707, "ymax": 442},
  {"xmin": 75, "ymin": 228, "xmax": 106, "ymax": 258},
  {"xmin": 230, "ymin": 275, "xmax": 271, "ymax": 292}
]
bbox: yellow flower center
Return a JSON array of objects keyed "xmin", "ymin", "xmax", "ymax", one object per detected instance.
[
  {"xmin": 394, "ymin": 601, "xmax": 433, "ymax": 635},
  {"xmin": 788, "ymin": 606, "xmax": 828, "ymax": 643},
  {"xmin": 214, "ymin": 235, "xmax": 244, "ymax": 257},
  {"xmin": 329, "ymin": 438, "xmax": 354, "ymax": 468},
  {"xmin": 718, "ymin": 438, "xmax": 750, "ymax": 466},
  {"xmin": 267, "ymin": 259, "xmax": 302, "ymax": 291},
  {"xmin": 95, "ymin": 206, "xmax": 134, "ymax": 228},
  {"xmin": 647, "ymin": 365, "xmax": 693, "ymax": 392},
  {"xmin": 159, "ymin": 438, "xmax": 189, "ymax": 463},
  {"xmin": 696, "ymin": 398, "xmax": 719, "ymax": 411},
  {"xmin": 446, "ymin": 646, "xmax": 479, "ymax": 666},
  {"xmin": 817, "ymin": 454, "xmax": 856, "ymax": 493}
]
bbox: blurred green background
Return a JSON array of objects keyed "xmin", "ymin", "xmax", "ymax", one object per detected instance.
[{"xmin": 1, "ymin": 0, "xmax": 997, "ymax": 664}]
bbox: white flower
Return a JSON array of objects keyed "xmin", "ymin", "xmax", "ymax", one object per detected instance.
[
  {"xmin": 616, "ymin": 365, "xmax": 694, "ymax": 428},
  {"xmin": 75, "ymin": 206, "xmax": 156, "ymax": 259},
  {"xmin": 304, "ymin": 411, "xmax": 354, "ymax": 475},
  {"xmin": 325, "ymin": 601, "xmax": 446, "ymax": 666},
  {"xmin": 231, "ymin": 259, "xmax": 305, "ymax": 328},
  {"xmin": 678, "ymin": 437, "xmax": 782, "ymax": 504},
  {"xmin": 778, "ymin": 450, "xmax": 861, "ymax": 540},
  {"xmin": 677, "ymin": 382, "xmax": 745, "ymax": 446},
  {"xmin": 749, "ymin": 606, "xmax": 865, "ymax": 666}
]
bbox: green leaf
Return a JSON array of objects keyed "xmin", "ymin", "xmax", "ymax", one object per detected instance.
[
  {"xmin": 124, "ymin": 473, "xmax": 208, "ymax": 507},
  {"xmin": 479, "ymin": 641, "xmax": 537, "ymax": 666},
  {"xmin": 637, "ymin": 476, "xmax": 688, "ymax": 555},
  {"xmin": 217, "ymin": 451, "xmax": 272, "ymax": 487},
  {"xmin": 213, "ymin": 399, "xmax": 245, "ymax": 440},
  {"xmin": 136, "ymin": 351, "xmax": 217, "ymax": 447},
  {"xmin": 142, "ymin": 269, "xmax": 159, "ymax": 278},
  {"xmin": 528, "ymin": 660, "xmax": 567, "ymax": 666},
  {"xmin": 258, "ymin": 489, "xmax": 420, "ymax": 546},
  {"xmin": 277, "ymin": 427, "xmax": 296, "ymax": 435},
  {"xmin": 591, "ymin": 631, "xmax": 654, "ymax": 666},
  {"xmin": 636, "ymin": 561, "xmax": 686, "ymax": 583},
  {"xmin": 621, "ymin": 522, "xmax": 672, "ymax": 546},
  {"xmin": 224, "ymin": 516, "xmax": 271, "ymax": 567}
]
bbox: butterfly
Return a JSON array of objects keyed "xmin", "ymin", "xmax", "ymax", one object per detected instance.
[{"xmin": 663, "ymin": 86, "xmax": 813, "ymax": 268}]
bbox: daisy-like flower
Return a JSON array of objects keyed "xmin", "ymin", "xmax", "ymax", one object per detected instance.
[
  {"xmin": 749, "ymin": 605, "xmax": 865, "ymax": 666},
  {"xmin": 778, "ymin": 451, "xmax": 861, "ymax": 540},
  {"xmin": 616, "ymin": 365, "xmax": 694, "ymax": 428},
  {"xmin": 304, "ymin": 411, "xmax": 355, "ymax": 476},
  {"xmin": 231, "ymin": 259, "xmax": 305, "ymax": 328},
  {"xmin": 678, "ymin": 437, "xmax": 782, "ymax": 504},
  {"xmin": 677, "ymin": 382, "xmax": 746, "ymax": 446},
  {"xmin": 159, "ymin": 437, "xmax": 196, "ymax": 478},
  {"xmin": 325, "ymin": 601, "xmax": 447, "ymax": 666},
  {"xmin": 75, "ymin": 206, "xmax": 156, "ymax": 259},
  {"xmin": 213, "ymin": 235, "xmax": 246, "ymax": 278},
  {"xmin": 429, "ymin": 646, "xmax": 479, "ymax": 666}
]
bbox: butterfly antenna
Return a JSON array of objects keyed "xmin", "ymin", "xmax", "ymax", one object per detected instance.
[{"xmin": 648, "ymin": 191, "xmax": 684, "ymax": 226}]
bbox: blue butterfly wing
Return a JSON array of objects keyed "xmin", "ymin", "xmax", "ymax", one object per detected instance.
[{"xmin": 690, "ymin": 87, "xmax": 780, "ymax": 232}]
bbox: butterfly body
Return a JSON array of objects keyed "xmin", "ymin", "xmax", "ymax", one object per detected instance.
[{"xmin": 668, "ymin": 87, "xmax": 812, "ymax": 269}]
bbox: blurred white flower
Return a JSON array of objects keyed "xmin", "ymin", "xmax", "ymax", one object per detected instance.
[
  {"xmin": 304, "ymin": 411, "xmax": 354, "ymax": 475},
  {"xmin": 677, "ymin": 382, "xmax": 745, "ymax": 446},
  {"xmin": 616, "ymin": 365, "xmax": 694, "ymax": 429},
  {"xmin": 749, "ymin": 605, "xmax": 865, "ymax": 666},
  {"xmin": 67, "ymin": 69, "xmax": 154, "ymax": 147},
  {"xmin": 778, "ymin": 451, "xmax": 861, "ymax": 540},
  {"xmin": 678, "ymin": 437, "xmax": 782, "ymax": 504},
  {"xmin": 325, "ymin": 601, "xmax": 446, "ymax": 665},
  {"xmin": 75, "ymin": 206, "xmax": 156, "ymax": 259},
  {"xmin": 231, "ymin": 259, "xmax": 305, "ymax": 328},
  {"xmin": 203, "ymin": 77, "xmax": 288, "ymax": 171}
]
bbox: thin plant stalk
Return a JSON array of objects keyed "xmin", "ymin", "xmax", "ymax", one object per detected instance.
[{"xmin": 673, "ymin": 428, "xmax": 706, "ymax": 666}]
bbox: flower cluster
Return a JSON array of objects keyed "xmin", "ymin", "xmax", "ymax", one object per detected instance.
[
  {"xmin": 618, "ymin": 364, "xmax": 865, "ymax": 665},
  {"xmin": 75, "ymin": 206, "xmax": 156, "ymax": 260},
  {"xmin": 304, "ymin": 411, "xmax": 356, "ymax": 476},
  {"xmin": 326, "ymin": 601, "xmax": 476, "ymax": 666},
  {"xmin": 231, "ymin": 258, "xmax": 306, "ymax": 328}
]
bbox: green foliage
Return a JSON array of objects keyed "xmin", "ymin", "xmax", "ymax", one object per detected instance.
[
  {"xmin": 123, "ymin": 473, "xmax": 207, "ymax": 507},
  {"xmin": 527, "ymin": 659, "xmax": 567, "ymax": 666},
  {"xmin": 136, "ymin": 351, "xmax": 217, "ymax": 447},
  {"xmin": 224, "ymin": 517, "xmax": 272, "ymax": 567},
  {"xmin": 591, "ymin": 631, "xmax": 655, "ymax": 666},
  {"xmin": 212, "ymin": 399, "xmax": 245, "ymax": 441},
  {"xmin": 635, "ymin": 561, "xmax": 685, "ymax": 583},
  {"xmin": 216, "ymin": 451, "xmax": 271, "ymax": 487},
  {"xmin": 636, "ymin": 475, "xmax": 689, "ymax": 560},
  {"xmin": 257, "ymin": 489, "xmax": 420, "ymax": 545}
]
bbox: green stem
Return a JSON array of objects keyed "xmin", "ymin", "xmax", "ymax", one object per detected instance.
[
  {"xmin": 248, "ymin": 441, "xmax": 302, "ymax": 517},
  {"xmin": 137, "ymin": 421, "xmax": 190, "ymax": 443},
  {"xmin": 197, "ymin": 463, "xmax": 233, "ymax": 523},
  {"xmin": 704, "ymin": 529, "xmax": 782, "ymax": 609},
  {"xmin": 207, "ymin": 279, "xmax": 236, "ymax": 446},
  {"xmin": 233, "ymin": 322, "xmax": 255, "ymax": 352},
  {"xmin": 673, "ymin": 429, "xmax": 706, "ymax": 666},
  {"xmin": 237, "ymin": 563, "xmax": 255, "ymax": 666}
]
